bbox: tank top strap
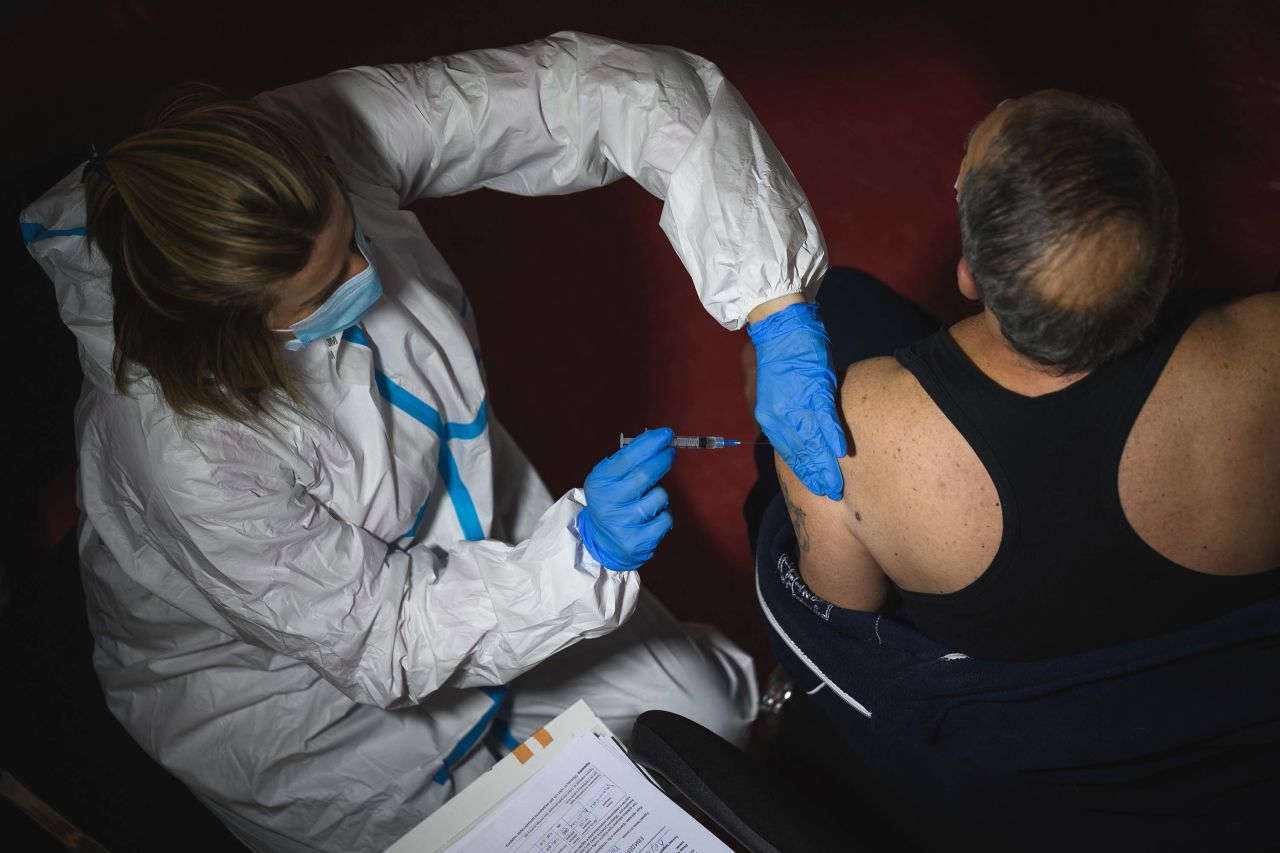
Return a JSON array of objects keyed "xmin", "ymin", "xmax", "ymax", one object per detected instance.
[
  {"xmin": 1097, "ymin": 290, "xmax": 1223, "ymax": 540},
  {"xmin": 1104, "ymin": 290, "xmax": 1218, "ymax": 449}
]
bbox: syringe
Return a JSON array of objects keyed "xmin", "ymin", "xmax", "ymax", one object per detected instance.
[{"xmin": 619, "ymin": 433, "xmax": 756, "ymax": 450}]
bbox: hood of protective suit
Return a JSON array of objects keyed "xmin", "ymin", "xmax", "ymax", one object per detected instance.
[{"xmin": 22, "ymin": 165, "xmax": 119, "ymax": 392}]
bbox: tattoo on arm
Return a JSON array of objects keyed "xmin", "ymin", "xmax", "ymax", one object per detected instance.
[{"xmin": 780, "ymin": 479, "xmax": 811, "ymax": 553}]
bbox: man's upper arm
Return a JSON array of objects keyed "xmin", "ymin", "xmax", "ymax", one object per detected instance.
[{"xmin": 775, "ymin": 453, "xmax": 889, "ymax": 612}]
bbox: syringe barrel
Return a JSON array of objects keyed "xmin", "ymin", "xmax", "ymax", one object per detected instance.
[{"xmin": 619, "ymin": 434, "xmax": 731, "ymax": 449}]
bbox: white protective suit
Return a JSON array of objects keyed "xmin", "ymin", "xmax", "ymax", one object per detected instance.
[{"xmin": 21, "ymin": 32, "xmax": 826, "ymax": 853}]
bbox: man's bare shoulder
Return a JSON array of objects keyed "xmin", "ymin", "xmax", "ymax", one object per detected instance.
[
  {"xmin": 836, "ymin": 354, "xmax": 1001, "ymax": 591},
  {"xmin": 1119, "ymin": 290, "xmax": 1280, "ymax": 574},
  {"xmin": 839, "ymin": 356, "xmax": 938, "ymax": 441},
  {"xmin": 842, "ymin": 355, "xmax": 908, "ymax": 392},
  {"xmin": 838, "ymin": 353, "xmax": 983, "ymax": 483},
  {"xmin": 1165, "ymin": 291, "xmax": 1280, "ymax": 418},
  {"xmin": 1182, "ymin": 291, "xmax": 1279, "ymax": 356},
  {"xmin": 1213, "ymin": 292, "xmax": 1280, "ymax": 379},
  {"xmin": 1215, "ymin": 290, "xmax": 1280, "ymax": 340}
]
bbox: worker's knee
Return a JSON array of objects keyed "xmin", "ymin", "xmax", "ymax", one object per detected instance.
[
  {"xmin": 636, "ymin": 618, "xmax": 759, "ymax": 747},
  {"xmin": 506, "ymin": 591, "xmax": 759, "ymax": 748}
]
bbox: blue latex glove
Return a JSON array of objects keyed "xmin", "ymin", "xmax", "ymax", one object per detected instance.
[
  {"xmin": 748, "ymin": 302, "xmax": 847, "ymax": 499},
  {"xmin": 579, "ymin": 428, "xmax": 677, "ymax": 572}
]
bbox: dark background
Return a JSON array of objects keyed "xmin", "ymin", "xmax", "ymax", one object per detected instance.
[{"xmin": 2, "ymin": 0, "xmax": 1277, "ymax": 849}]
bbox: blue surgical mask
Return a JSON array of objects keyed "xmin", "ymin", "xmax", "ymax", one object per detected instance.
[{"xmin": 277, "ymin": 224, "xmax": 383, "ymax": 351}]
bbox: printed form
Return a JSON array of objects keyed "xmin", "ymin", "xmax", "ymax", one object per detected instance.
[{"xmin": 445, "ymin": 734, "xmax": 730, "ymax": 853}]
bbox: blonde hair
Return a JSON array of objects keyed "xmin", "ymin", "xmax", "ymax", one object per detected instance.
[{"xmin": 83, "ymin": 83, "xmax": 344, "ymax": 423}]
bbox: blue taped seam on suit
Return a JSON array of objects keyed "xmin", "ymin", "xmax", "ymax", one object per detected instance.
[
  {"xmin": 20, "ymin": 222, "xmax": 86, "ymax": 244},
  {"xmin": 343, "ymin": 324, "xmax": 498, "ymax": 783},
  {"xmin": 433, "ymin": 442, "xmax": 484, "ymax": 541},
  {"xmin": 343, "ymin": 326, "xmax": 487, "ymax": 541},
  {"xmin": 433, "ymin": 686, "xmax": 506, "ymax": 785}
]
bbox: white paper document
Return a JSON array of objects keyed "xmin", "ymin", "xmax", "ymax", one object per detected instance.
[
  {"xmin": 445, "ymin": 733, "xmax": 730, "ymax": 853},
  {"xmin": 387, "ymin": 701, "xmax": 618, "ymax": 853}
]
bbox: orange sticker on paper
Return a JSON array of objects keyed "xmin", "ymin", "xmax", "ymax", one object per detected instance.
[
  {"xmin": 532, "ymin": 728, "xmax": 553, "ymax": 748},
  {"xmin": 513, "ymin": 743, "xmax": 534, "ymax": 764}
]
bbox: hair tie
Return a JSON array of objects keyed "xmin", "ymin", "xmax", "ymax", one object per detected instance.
[{"xmin": 82, "ymin": 145, "xmax": 114, "ymax": 185}]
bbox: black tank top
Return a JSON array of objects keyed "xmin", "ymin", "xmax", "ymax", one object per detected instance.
[{"xmin": 892, "ymin": 294, "xmax": 1280, "ymax": 661}]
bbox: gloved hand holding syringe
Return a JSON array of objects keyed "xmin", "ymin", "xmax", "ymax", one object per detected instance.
[
  {"xmin": 581, "ymin": 429, "xmax": 771, "ymax": 573},
  {"xmin": 619, "ymin": 433, "xmax": 769, "ymax": 450}
]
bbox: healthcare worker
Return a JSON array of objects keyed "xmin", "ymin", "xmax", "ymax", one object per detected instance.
[{"xmin": 22, "ymin": 32, "xmax": 841, "ymax": 853}]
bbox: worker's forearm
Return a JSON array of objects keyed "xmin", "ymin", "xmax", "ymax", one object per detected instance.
[{"xmin": 747, "ymin": 292, "xmax": 808, "ymax": 326}]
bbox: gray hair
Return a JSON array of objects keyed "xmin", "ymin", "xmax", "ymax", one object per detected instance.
[{"xmin": 958, "ymin": 96, "xmax": 1180, "ymax": 373}]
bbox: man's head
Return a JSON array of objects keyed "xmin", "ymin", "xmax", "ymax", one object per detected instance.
[{"xmin": 955, "ymin": 92, "xmax": 1179, "ymax": 374}]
